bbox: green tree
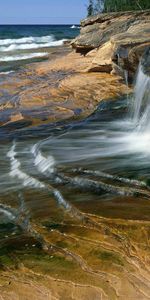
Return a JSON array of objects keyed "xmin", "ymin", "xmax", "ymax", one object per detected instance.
[
  {"xmin": 94, "ymin": 0, "xmax": 104, "ymax": 13},
  {"xmin": 87, "ymin": 0, "xmax": 94, "ymax": 16},
  {"xmin": 103, "ymin": 0, "xmax": 150, "ymax": 12}
]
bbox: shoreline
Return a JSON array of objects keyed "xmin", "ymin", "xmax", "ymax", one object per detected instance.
[
  {"xmin": 0, "ymin": 43, "xmax": 130, "ymax": 132},
  {"xmin": 0, "ymin": 12, "xmax": 150, "ymax": 300}
]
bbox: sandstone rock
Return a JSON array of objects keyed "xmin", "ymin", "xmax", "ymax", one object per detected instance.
[
  {"xmin": 71, "ymin": 10, "xmax": 150, "ymax": 54},
  {"xmin": 74, "ymin": 11, "xmax": 150, "ymax": 80},
  {"xmin": 80, "ymin": 10, "xmax": 150, "ymax": 27},
  {"xmin": 86, "ymin": 41, "xmax": 114, "ymax": 72},
  {"xmin": 111, "ymin": 22, "xmax": 150, "ymax": 79},
  {"xmin": 0, "ymin": 50, "xmax": 131, "ymax": 128}
]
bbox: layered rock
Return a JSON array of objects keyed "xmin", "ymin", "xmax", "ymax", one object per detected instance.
[
  {"xmin": 1, "ymin": 11, "xmax": 150, "ymax": 129},
  {"xmin": 0, "ymin": 50, "xmax": 130, "ymax": 129},
  {"xmin": 72, "ymin": 10, "xmax": 150, "ymax": 80}
]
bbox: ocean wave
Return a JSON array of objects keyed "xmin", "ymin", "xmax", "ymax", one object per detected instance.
[
  {"xmin": 0, "ymin": 38, "xmax": 67, "ymax": 52},
  {"xmin": 0, "ymin": 52, "xmax": 48, "ymax": 62},
  {"xmin": 0, "ymin": 71, "xmax": 14, "ymax": 75},
  {"xmin": 0, "ymin": 35, "xmax": 54, "ymax": 46},
  {"xmin": 70, "ymin": 25, "xmax": 80, "ymax": 29}
]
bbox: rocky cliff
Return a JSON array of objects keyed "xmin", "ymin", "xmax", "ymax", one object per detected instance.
[
  {"xmin": 1, "ymin": 11, "xmax": 150, "ymax": 130},
  {"xmin": 72, "ymin": 10, "xmax": 150, "ymax": 80}
]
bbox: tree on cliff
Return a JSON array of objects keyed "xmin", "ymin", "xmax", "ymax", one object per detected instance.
[
  {"xmin": 94, "ymin": 0, "xmax": 104, "ymax": 13},
  {"xmin": 87, "ymin": 0, "xmax": 104, "ymax": 16},
  {"xmin": 87, "ymin": 0, "xmax": 150, "ymax": 15},
  {"xmin": 103, "ymin": 0, "xmax": 150, "ymax": 12},
  {"xmin": 87, "ymin": 0, "xmax": 94, "ymax": 16}
]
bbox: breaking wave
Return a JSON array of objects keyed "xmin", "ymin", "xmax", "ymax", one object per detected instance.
[
  {"xmin": 0, "ymin": 34, "xmax": 66, "ymax": 64},
  {"xmin": 0, "ymin": 70, "xmax": 14, "ymax": 75},
  {"xmin": 0, "ymin": 52, "xmax": 48, "ymax": 62},
  {"xmin": 0, "ymin": 37, "xmax": 66, "ymax": 52},
  {"xmin": 0, "ymin": 35, "xmax": 54, "ymax": 46}
]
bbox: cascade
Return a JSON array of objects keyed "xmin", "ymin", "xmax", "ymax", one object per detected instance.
[{"xmin": 133, "ymin": 64, "xmax": 150, "ymax": 131}]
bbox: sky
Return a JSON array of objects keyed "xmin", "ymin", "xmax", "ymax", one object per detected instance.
[{"xmin": 0, "ymin": 0, "xmax": 87, "ymax": 24}]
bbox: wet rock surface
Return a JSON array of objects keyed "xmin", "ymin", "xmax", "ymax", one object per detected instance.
[
  {"xmin": 0, "ymin": 183, "xmax": 150, "ymax": 300},
  {"xmin": 0, "ymin": 15, "xmax": 150, "ymax": 300},
  {"xmin": 0, "ymin": 46, "xmax": 130, "ymax": 131}
]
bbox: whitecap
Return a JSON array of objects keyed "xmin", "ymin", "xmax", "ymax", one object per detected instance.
[
  {"xmin": 0, "ymin": 71, "xmax": 14, "ymax": 75},
  {"xmin": 0, "ymin": 35, "xmax": 54, "ymax": 46},
  {"xmin": 0, "ymin": 52, "xmax": 48, "ymax": 62},
  {"xmin": 0, "ymin": 39, "xmax": 67, "ymax": 52},
  {"xmin": 70, "ymin": 25, "xmax": 80, "ymax": 29}
]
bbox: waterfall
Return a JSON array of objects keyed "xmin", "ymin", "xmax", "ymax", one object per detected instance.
[{"xmin": 133, "ymin": 64, "xmax": 150, "ymax": 131}]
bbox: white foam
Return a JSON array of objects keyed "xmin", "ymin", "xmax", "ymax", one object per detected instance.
[
  {"xmin": 0, "ymin": 71, "xmax": 14, "ymax": 75},
  {"xmin": 31, "ymin": 143, "xmax": 71, "ymax": 209},
  {"xmin": 133, "ymin": 64, "xmax": 150, "ymax": 122},
  {"xmin": 7, "ymin": 143, "xmax": 45, "ymax": 189},
  {"xmin": 53, "ymin": 190, "xmax": 70, "ymax": 210},
  {"xmin": 120, "ymin": 131, "xmax": 150, "ymax": 155},
  {"xmin": 70, "ymin": 25, "xmax": 80, "ymax": 29},
  {"xmin": 0, "ymin": 39, "xmax": 66, "ymax": 52},
  {"xmin": 34, "ymin": 152, "xmax": 55, "ymax": 174},
  {"xmin": 0, "ymin": 208, "xmax": 15, "ymax": 220},
  {"xmin": 31, "ymin": 144, "xmax": 55, "ymax": 175},
  {"xmin": 0, "ymin": 35, "xmax": 54, "ymax": 46},
  {"xmin": 0, "ymin": 52, "xmax": 48, "ymax": 62}
]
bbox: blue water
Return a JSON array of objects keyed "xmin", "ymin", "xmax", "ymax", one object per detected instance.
[
  {"xmin": 0, "ymin": 25, "xmax": 80, "ymax": 72},
  {"xmin": 0, "ymin": 25, "xmax": 79, "ymax": 41}
]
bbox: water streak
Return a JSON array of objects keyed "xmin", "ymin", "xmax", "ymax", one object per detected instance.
[
  {"xmin": 0, "ymin": 206, "xmax": 16, "ymax": 221},
  {"xmin": 31, "ymin": 143, "xmax": 55, "ymax": 175},
  {"xmin": 7, "ymin": 142, "xmax": 45, "ymax": 188},
  {"xmin": 133, "ymin": 64, "xmax": 150, "ymax": 125}
]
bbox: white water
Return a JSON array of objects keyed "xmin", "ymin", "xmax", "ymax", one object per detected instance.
[
  {"xmin": 0, "ymin": 52, "xmax": 48, "ymax": 62},
  {"xmin": 0, "ymin": 34, "xmax": 66, "ymax": 65},
  {"xmin": 0, "ymin": 63, "xmax": 149, "ymax": 198},
  {"xmin": 0, "ymin": 71, "xmax": 14, "ymax": 75},
  {"xmin": 30, "ymin": 64, "xmax": 150, "ymax": 170},
  {"xmin": 70, "ymin": 25, "xmax": 80, "ymax": 29},
  {"xmin": 0, "ymin": 64, "xmax": 149, "ymax": 224},
  {"xmin": 5, "ymin": 142, "xmax": 72, "ymax": 214},
  {"xmin": 53, "ymin": 190, "xmax": 71, "ymax": 210},
  {"xmin": 133, "ymin": 64, "xmax": 150, "ymax": 124},
  {"xmin": 31, "ymin": 143, "xmax": 55, "ymax": 175},
  {"xmin": 0, "ymin": 207, "xmax": 15, "ymax": 221},
  {"xmin": 7, "ymin": 142, "xmax": 45, "ymax": 189},
  {"xmin": 0, "ymin": 35, "xmax": 55, "ymax": 46},
  {"xmin": 122, "ymin": 65, "xmax": 150, "ymax": 155},
  {"xmin": 0, "ymin": 39, "xmax": 66, "ymax": 52}
]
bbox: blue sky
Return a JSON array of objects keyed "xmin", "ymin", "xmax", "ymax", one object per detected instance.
[{"xmin": 0, "ymin": 0, "xmax": 87, "ymax": 24}]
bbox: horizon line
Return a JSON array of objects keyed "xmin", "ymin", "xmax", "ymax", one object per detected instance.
[{"xmin": 0, "ymin": 23, "xmax": 80, "ymax": 25}]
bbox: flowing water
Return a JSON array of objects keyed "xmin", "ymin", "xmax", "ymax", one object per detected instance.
[
  {"xmin": 0, "ymin": 27, "xmax": 150, "ymax": 285},
  {"xmin": 0, "ymin": 63, "xmax": 150, "ymax": 220}
]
